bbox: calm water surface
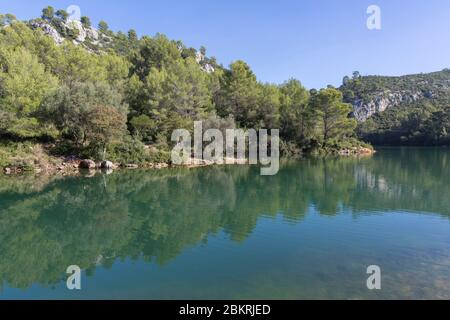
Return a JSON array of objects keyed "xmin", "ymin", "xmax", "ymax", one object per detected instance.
[{"xmin": 0, "ymin": 148, "xmax": 449, "ymax": 299}]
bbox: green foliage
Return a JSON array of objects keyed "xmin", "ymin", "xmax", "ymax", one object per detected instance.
[
  {"xmin": 0, "ymin": 141, "xmax": 57, "ymax": 170},
  {"xmin": 85, "ymin": 105, "xmax": 128, "ymax": 160},
  {"xmin": 358, "ymin": 102, "xmax": 450, "ymax": 146},
  {"xmin": 128, "ymin": 29, "xmax": 138, "ymax": 42},
  {"xmin": 41, "ymin": 81, "xmax": 127, "ymax": 145},
  {"xmin": 98, "ymin": 20, "xmax": 109, "ymax": 33},
  {"xmin": 310, "ymin": 88, "xmax": 357, "ymax": 146},
  {"xmin": 41, "ymin": 6, "xmax": 54, "ymax": 21},
  {"xmin": 343, "ymin": 70, "xmax": 450, "ymax": 146},
  {"xmin": 215, "ymin": 60, "xmax": 261, "ymax": 128},
  {"xmin": 55, "ymin": 10, "xmax": 69, "ymax": 22},
  {"xmin": 80, "ymin": 16, "xmax": 91, "ymax": 28},
  {"xmin": 106, "ymin": 135, "xmax": 148, "ymax": 164},
  {"xmin": 0, "ymin": 7, "xmax": 368, "ymax": 167},
  {"xmin": 279, "ymin": 79, "xmax": 310, "ymax": 142},
  {"xmin": 130, "ymin": 114, "xmax": 156, "ymax": 143},
  {"xmin": 0, "ymin": 44, "xmax": 58, "ymax": 139},
  {"xmin": 0, "ymin": 13, "xmax": 16, "ymax": 26}
]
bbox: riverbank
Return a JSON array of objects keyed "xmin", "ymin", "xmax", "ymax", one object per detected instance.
[{"xmin": 1, "ymin": 142, "xmax": 375, "ymax": 176}]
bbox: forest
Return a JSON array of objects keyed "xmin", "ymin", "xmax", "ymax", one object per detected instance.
[{"xmin": 0, "ymin": 7, "xmax": 367, "ymax": 171}]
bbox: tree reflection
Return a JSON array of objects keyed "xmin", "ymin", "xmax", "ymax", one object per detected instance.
[{"xmin": 0, "ymin": 148, "xmax": 448, "ymax": 290}]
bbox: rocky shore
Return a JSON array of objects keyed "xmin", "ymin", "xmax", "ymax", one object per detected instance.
[
  {"xmin": 1, "ymin": 157, "xmax": 240, "ymax": 176},
  {"xmin": 2, "ymin": 147, "xmax": 375, "ymax": 176},
  {"xmin": 337, "ymin": 146, "xmax": 375, "ymax": 156}
]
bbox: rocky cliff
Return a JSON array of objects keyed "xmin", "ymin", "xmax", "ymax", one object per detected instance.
[
  {"xmin": 343, "ymin": 71, "xmax": 450, "ymax": 146},
  {"xmin": 341, "ymin": 70, "xmax": 450, "ymax": 122},
  {"xmin": 351, "ymin": 90, "xmax": 426, "ymax": 121}
]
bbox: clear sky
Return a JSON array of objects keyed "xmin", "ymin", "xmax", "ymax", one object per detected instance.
[{"xmin": 1, "ymin": 0, "xmax": 450, "ymax": 89}]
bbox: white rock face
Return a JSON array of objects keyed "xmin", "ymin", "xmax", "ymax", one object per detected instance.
[
  {"xmin": 30, "ymin": 21, "xmax": 65, "ymax": 44},
  {"xmin": 86, "ymin": 27, "xmax": 99, "ymax": 41},
  {"xmin": 352, "ymin": 90, "xmax": 424, "ymax": 122},
  {"xmin": 66, "ymin": 19, "xmax": 86, "ymax": 43},
  {"xmin": 30, "ymin": 19, "xmax": 101, "ymax": 47},
  {"xmin": 195, "ymin": 51, "xmax": 204, "ymax": 64},
  {"xmin": 202, "ymin": 63, "xmax": 215, "ymax": 74},
  {"xmin": 195, "ymin": 51, "xmax": 215, "ymax": 73}
]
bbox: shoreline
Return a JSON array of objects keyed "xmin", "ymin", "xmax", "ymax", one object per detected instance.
[{"xmin": 2, "ymin": 147, "xmax": 375, "ymax": 176}]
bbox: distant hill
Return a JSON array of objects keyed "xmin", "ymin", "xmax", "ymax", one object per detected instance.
[{"xmin": 340, "ymin": 71, "xmax": 450, "ymax": 145}]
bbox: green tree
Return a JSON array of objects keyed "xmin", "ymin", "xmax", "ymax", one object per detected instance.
[
  {"xmin": 129, "ymin": 114, "xmax": 156, "ymax": 143},
  {"xmin": 41, "ymin": 82, "xmax": 126, "ymax": 146},
  {"xmin": 215, "ymin": 60, "xmax": 261, "ymax": 128},
  {"xmin": 0, "ymin": 47, "xmax": 58, "ymax": 138},
  {"xmin": 128, "ymin": 29, "xmax": 138, "ymax": 42},
  {"xmin": 80, "ymin": 16, "xmax": 92, "ymax": 28},
  {"xmin": 258, "ymin": 83, "xmax": 281, "ymax": 129},
  {"xmin": 41, "ymin": 6, "xmax": 55, "ymax": 21},
  {"xmin": 80, "ymin": 16, "xmax": 91, "ymax": 28},
  {"xmin": 98, "ymin": 21, "xmax": 109, "ymax": 33},
  {"xmin": 129, "ymin": 34, "xmax": 181, "ymax": 80},
  {"xmin": 309, "ymin": 88, "xmax": 356, "ymax": 146},
  {"xmin": 279, "ymin": 79, "xmax": 310, "ymax": 141},
  {"xmin": 85, "ymin": 105, "xmax": 127, "ymax": 160},
  {"xmin": 55, "ymin": 10, "xmax": 69, "ymax": 22}
]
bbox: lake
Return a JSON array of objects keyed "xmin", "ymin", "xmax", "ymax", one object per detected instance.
[{"xmin": 0, "ymin": 147, "xmax": 449, "ymax": 299}]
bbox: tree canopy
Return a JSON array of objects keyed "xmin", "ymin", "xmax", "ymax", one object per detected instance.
[{"xmin": 0, "ymin": 7, "xmax": 370, "ymax": 166}]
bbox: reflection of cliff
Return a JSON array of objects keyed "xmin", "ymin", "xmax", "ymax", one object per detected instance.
[{"xmin": 0, "ymin": 148, "xmax": 448, "ymax": 289}]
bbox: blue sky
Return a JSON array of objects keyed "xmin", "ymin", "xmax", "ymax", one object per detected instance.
[{"xmin": 1, "ymin": 0, "xmax": 450, "ymax": 88}]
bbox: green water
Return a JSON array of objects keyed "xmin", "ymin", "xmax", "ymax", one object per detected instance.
[{"xmin": 0, "ymin": 148, "xmax": 449, "ymax": 299}]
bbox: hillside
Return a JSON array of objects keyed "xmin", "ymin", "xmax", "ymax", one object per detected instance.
[
  {"xmin": 341, "ymin": 71, "xmax": 450, "ymax": 145},
  {"xmin": 1, "ymin": 7, "xmax": 370, "ymax": 174}
]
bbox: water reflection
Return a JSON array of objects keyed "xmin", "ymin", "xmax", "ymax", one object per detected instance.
[{"xmin": 0, "ymin": 147, "xmax": 449, "ymax": 296}]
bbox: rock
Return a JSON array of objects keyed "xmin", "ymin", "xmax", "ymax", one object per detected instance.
[
  {"xmin": 3, "ymin": 167, "xmax": 11, "ymax": 175},
  {"xmin": 351, "ymin": 90, "xmax": 425, "ymax": 122},
  {"xmin": 154, "ymin": 163, "xmax": 169, "ymax": 169},
  {"xmin": 30, "ymin": 19, "xmax": 101, "ymax": 48},
  {"xmin": 202, "ymin": 63, "xmax": 215, "ymax": 73},
  {"xmin": 125, "ymin": 164, "xmax": 139, "ymax": 169},
  {"xmin": 102, "ymin": 169, "xmax": 113, "ymax": 175},
  {"xmin": 66, "ymin": 20, "xmax": 86, "ymax": 43},
  {"xmin": 195, "ymin": 51, "xmax": 204, "ymax": 64},
  {"xmin": 79, "ymin": 159, "xmax": 96, "ymax": 169},
  {"xmin": 101, "ymin": 161, "xmax": 114, "ymax": 169},
  {"xmin": 86, "ymin": 27, "xmax": 99, "ymax": 41},
  {"xmin": 195, "ymin": 51, "xmax": 215, "ymax": 73},
  {"xmin": 30, "ymin": 21, "xmax": 64, "ymax": 44},
  {"xmin": 358, "ymin": 147, "xmax": 375, "ymax": 155}
]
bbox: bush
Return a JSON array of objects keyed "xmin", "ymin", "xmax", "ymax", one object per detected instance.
[
  {"xmin": 146, "ymin": 149, "xmax": 171, "ymax": 164},
  {"xmin": 106, "ymin": 135, "xmax": 148, "ymax": 164},
  {"xmin": 0, "ymin": 142, "xmax": 55, "ymax": 170}
]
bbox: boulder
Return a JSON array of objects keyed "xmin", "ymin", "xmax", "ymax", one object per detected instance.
[
  {"xmin": 154, "ymin": 163, "xmax": 169, "ymax": 169},
  {"xmin": 79, "ymin": 159, "xmax": 96, "ymax": 169},
  {"xmin": 3, "ymin": 167, "xmax": 11, "ymax": 175},
  {"xmin": 101, "ymin": 161, "xmax": 114, "ymax": 169}
]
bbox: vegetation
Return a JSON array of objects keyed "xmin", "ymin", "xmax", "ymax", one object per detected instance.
[
  {"xmin": 341, "ymin": 70, "xmax": 450, "ymax": 146},
  {"xmin": 0, "ymin": 7, "xmax": 368, "ymax": 171}
]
